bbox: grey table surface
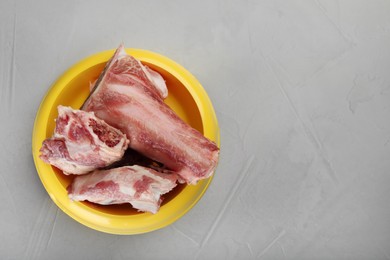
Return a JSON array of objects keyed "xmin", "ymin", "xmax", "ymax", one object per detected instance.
[{"xmin": 1, "ymin": 0, "xmax": 390, "ymax": 259}]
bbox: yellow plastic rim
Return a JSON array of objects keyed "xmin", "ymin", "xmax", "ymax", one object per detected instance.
[{"xmin": 31, "ymin": 48, "xmax": 220, "ymax": 235}]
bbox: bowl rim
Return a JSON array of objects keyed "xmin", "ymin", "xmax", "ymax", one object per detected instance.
[{"xmin": 31, "ymin": 48, "xmax": 220, "ymax": 235}]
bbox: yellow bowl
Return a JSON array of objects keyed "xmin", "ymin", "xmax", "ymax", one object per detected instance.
[{"xmin": 32, "ymin": 48, "xmax": 220, "ymax": 235}]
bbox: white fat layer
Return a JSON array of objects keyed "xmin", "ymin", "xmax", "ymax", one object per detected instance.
[
  {"xmin": 48, "ymin": 158, "xmax": 95, "ymax": 175},
  {"xmin": 139, "ymin": 61, "xmax": 168, "ymax": 99},
  {"xmin": 117, "ymin": 45, "xmax": 128, "ymax": 59},
  {"xmin": 131, "ymin": 200, "xmax": 159, "ymax": 214}
]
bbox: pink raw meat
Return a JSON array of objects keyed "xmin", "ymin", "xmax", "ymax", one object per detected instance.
[
  {"xmin": 40, "ymin": 106, "xmax": 129, "ymax": 175},
  {"xmin": 68, "ymin": 165, "xmax": 178, "ymax": 214},
  {"xmin": 82, "ymin": 44, "xmax": 219, "ymax": 184}
]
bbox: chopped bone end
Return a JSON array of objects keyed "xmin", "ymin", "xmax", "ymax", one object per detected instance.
[
  {"xmin": 40, "ymin": 106, "xmax": 129, "ymax": 175},
  {"xmin": 68, "ymin": 165, "xmax": 178, "ymax": 214},
  {"xmin": 83, "ymin": 44, "xmax": 220, "ymax": 184}
]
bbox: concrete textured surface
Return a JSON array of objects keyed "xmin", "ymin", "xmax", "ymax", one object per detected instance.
[{"xmin": 1, "ymin": 0, "xmax": 389, "ymax": 259}]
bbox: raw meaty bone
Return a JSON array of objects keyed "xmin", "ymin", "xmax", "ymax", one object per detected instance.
[
  {"xmin": 68, "ymin": 165, "xmax": 178, "ymax": 214},
  {"xmin": 40, "ymin": 106, "xmax": 129, "ymax": 175},
  {"xmin": 82, "ymin": 44, "xmax": 220, "ymax": 184}
]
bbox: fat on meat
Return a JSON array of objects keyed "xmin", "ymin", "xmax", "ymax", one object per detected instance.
[
  {"xmin": 82, "ymin": 44, "xmax": 220, "ymax": 184},
  {"xmin": 40, "ymin": 106, "xmax": 129, "ymax": 175},
  {"xmin": 68, "ymin": 165, "xmax": 178, "ymax": 214}
]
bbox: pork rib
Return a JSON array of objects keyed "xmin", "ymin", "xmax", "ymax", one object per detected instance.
[
  {"xmin": 68, "ymin": 165, "xmax": 178, "ymax": 214},
  {"xmin": 82, "ymin": 45, "xmax": 219, "ymax": 184},
  {"xmin": 40, "ymin": 106, "xmax": 129, "ymax": 175}
]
